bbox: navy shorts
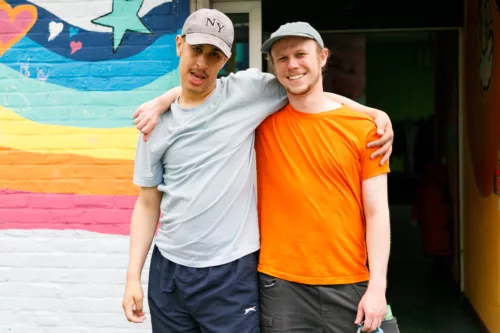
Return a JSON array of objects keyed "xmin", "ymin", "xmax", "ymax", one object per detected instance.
[{"xmin": 148, "ymin": 246, "xmax": 260, "ymax": 333}]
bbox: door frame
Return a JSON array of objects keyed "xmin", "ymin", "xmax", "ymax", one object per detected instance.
[{"xmin": 211, "ymin": 1, "xmax": 262, "ymax": 70}]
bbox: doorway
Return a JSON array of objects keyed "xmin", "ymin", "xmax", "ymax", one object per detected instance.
[{"xmin": 211, "ymin": 0, "xmax": 262, "ymax": 75}]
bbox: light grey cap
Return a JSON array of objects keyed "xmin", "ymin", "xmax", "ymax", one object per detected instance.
[
  {"xmin": 261, "ymin": 22, "xmax": 324, "ymax": 53},
  {"xmin": 181, "ymin": 8, "xmax": 234, "ymax": 58}
]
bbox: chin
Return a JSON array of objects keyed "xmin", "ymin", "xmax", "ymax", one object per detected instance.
[{"xmin": 287, "ymin": 85, "xmax": 311, "ymax": 96}]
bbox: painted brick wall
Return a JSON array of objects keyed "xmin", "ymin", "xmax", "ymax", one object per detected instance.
[{"xmin": 0, "ymin": 0, "xmax": 189, "ymax": 331}]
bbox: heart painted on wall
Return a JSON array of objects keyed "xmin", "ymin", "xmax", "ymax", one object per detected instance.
[
  {"xmin": 0, "ymin": 0, "xmax": 38, "ymax": 56},
  {"xmin": 48, "ymin": 21, "xmax": 64, "ymax": 42},
  {"xmin": 70, "ymin": 41, "xmax": 82, "ymax": 54}
]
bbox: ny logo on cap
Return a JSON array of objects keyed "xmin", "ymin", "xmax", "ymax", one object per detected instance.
[{"xmin": 206, "ymin": 18, "xmax": 225, "ymax": 33}]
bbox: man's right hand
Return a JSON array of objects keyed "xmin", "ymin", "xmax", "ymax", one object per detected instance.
[
  {"xmin": 122, "ymin": 280, "xmax": 146, "ymax": 323},
  {"xmin": 133, "ymin": 87, "xmax": 182, "ymax": 141}
]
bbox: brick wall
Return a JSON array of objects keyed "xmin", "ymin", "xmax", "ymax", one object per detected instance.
[{"xmin": 0, "ymin": 0, "xmax": 189, "ymax": 331}]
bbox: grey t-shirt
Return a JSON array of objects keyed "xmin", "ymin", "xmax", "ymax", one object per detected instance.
[{"xmin": 133, "ymin": 69, "xmax": 287, "ymax": 267}]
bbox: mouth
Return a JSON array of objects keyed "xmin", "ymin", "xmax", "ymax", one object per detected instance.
[
  {"xmin": 190, "ymin": 71, "xmax": 208, "ymax": 82},
  {"xmin": 287, "ymin": 73, "xmax": 305, "ymax": 81}
]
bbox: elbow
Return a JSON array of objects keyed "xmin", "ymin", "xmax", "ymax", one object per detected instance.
[
  {"xmin": 137, "ymin": 188, "xmax": 162, "ymax": 210},
  {"xmin": 364, "ymin": 208, "xmax": 390, "ymax": 227}
]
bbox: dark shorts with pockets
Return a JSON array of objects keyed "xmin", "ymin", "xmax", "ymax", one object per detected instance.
[
  {"xmin": 259, "ymin": 273, "xmax": 400, "ymax": 333},
  {"xmin": 148, "ymin": 246, "xmax": 260, "ymax": 333}
]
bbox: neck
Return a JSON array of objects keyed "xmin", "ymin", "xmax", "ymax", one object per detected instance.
[
  {"xmin": 287, "ymin": 81, "xmax": 342, "ymax": 114},
  {"xmin": 178, "ymin": 82, "xmax": 216, "ymax": 108}
]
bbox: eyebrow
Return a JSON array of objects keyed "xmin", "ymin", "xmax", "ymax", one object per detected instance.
[
  {"xmin": 193, "ymin": 44, "xmax": 223, "ymax": 54},
  {"xmin": 276, "ymin": 48, "xmax": 308, "ymax": 56}
]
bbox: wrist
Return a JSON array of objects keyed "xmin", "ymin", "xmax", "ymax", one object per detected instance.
[
  {"xmin": 126, "ymin": 270, "xmax": 142, "ymax": 283},
  {"xmin": 367, "ymin": 108, "xmax": 382, "ymax": 119},
  {"xmin": 367, "ymin": 277, "xmax": 387, "ymax": 293}
]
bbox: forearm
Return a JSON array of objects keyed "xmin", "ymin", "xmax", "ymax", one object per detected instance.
[
  {"xmin": 156, "ymin": 86, "xmax": 182, "ymax": 112},
  {"xmin": 325, "ymin": 92, "xmax": 381, "ymax": 118},
  {"xmin": 366, "ymin": 212, "xmax": 391, "ymax": 291},
  {"xmin": 126, "ymin": 201, "xmax": 161, "ymax": 282}
]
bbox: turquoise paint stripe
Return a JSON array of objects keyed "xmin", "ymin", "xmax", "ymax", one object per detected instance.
[{"xmin": 0, "ymin": 64, "xmax": 179, "ymax": 128}]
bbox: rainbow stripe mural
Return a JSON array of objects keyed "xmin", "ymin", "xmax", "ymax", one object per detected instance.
[
  {"xmin": 0, "ymin": 0, "xmax": 188, "ymax": 330},
  {"xmin": 0, "ymin": 0, "xmax": 187, "ymax": 233}
]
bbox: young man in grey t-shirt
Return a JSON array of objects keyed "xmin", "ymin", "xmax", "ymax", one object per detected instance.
[{"xmin": 123, "ymin": 9, "xmax": 394, "ymax": 333}]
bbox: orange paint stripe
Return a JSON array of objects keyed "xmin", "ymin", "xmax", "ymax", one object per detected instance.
[{"xmin": 0, "ymin": 147, "xmax": 139, "ymax": 195}]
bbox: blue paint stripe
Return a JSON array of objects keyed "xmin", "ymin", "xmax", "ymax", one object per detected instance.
[{"xmin": 1, "ymin": 35, "xmax": 180, "ymax": 91}]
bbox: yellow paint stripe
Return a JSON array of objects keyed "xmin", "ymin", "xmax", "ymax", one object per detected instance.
[{"xmin": 0, "ymin": 107, "xmax": 138, "ymax": 160}]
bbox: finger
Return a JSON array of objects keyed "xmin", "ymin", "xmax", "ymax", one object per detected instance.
[
  {"xmin": 134, "ymin": 295, "xmax": 144, "ymax": 313},
  {"xmin": 133, "ymin": 116, "xmax": 141, "ymax": 125},
  {"xmin": 370, "ymin": 139, "xmax": 392, "ymax": 160},
  {"xmin": 124, "ymin": 304, "xmax": 144, "ymax": 323},
  {"xmin": 132, "ymin": 107, "xmax": 144, "ymax": 119},
  {"xmin": 141, "ymin": 121, "xmax": 158, "ymax": 136},
  {"xmin": 367, "ymin": 129, "xmax": 392, "ymax": 149},
  {"xmin": 374, "ymin": 318, "xmax": 383, "ymax": 332},
  {"xmin": 133, "ymin": 111, "xmax": 146, "ymax": 125},
  {"xmin": 362, "ymin": 317, "xmax": 372, "ymax": 332},
  {"xmin": 368, "ymin": 317, "xmax": 381, "ymax": 332},
  {"xmin": 354, "ymin": 306, "xmax": 364, "ymax": 325},
  {"xmin": 374, "ymin": 119, "xmax": 388, "ymax": 136},
  {"xmin": 136, "ymin": 117, "xmax": 149, "ymax": 131},
  {"xmin": 380, "ymin": 145, "xmax": 393, "ymax": 165},
  {"xmin": 144, "ymin": 132, "xmax": 151, "ymax": 142},
  {"xmin": 370, "ymin": 141, "xmax": 391, "ymax": 161}
]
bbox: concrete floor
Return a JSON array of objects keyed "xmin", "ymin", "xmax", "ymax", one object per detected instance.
[{"xmin": 386, "ymin": 205, "xmax": 481, "ymax": 333}]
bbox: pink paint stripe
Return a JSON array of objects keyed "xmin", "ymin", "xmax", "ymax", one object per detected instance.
[{"xmin": 0, "ymin": 189, "xmax": 137, "ymax": 235}]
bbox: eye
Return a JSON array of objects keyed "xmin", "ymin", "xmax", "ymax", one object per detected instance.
[
  {"xmin": 278, "ymin": 56, "xmax": 287, "ymax": 62},
  {"xmin": 297, "ymin": 53, "xmax": 306, "ymax": 57},
  {"xmin": 211, "ymin": 52, "xmax": 221, "ymax": 59},
  {"xmin": 192, "ymin": 46, "xmax": 202, "ymax": 53}
]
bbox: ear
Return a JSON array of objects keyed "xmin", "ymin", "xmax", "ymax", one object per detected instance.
[
  {"xmin": 319, "ymin": 47, "xmax": 328, "ymax": 68},
  {"xmin": 221, "ymin": 59, "xmax": 228, "ymax": 70},
  {"xmin": 175, "ymin": 35, "xmax": 184, "ymax": 56}
]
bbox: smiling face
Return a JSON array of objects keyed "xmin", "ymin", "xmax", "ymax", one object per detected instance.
[
  {"xmin": 176, "ymin": 36, "xmax": 227, "ymax": 97},
  {"xmin": 270, "ymin": 36, "xmax": 328, "ymax": 96}
]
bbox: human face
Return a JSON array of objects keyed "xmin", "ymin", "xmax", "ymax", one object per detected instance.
[
  {"xmin": 270, "ymin": 37, "xmax": 327, "ymax": 96},
  {"xmin": 176, "ymin": 36, "xmax": 227, "ymax": 96}
]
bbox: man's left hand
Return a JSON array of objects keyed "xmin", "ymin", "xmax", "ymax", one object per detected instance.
[
  {"xmin": 368, "ymin": 112, "xmax": 393, "ymax": 165},
  {"xmin": 354, "ymin": 289, "xmax": 387, "ymax": 332}
]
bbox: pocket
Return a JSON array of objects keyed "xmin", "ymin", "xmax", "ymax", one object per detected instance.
[
  {"xmin": 259, "ymin": 273, "xmax": 278, "ymax": 290},
  {"xmin": 350, "ymin": 281, "xmax": 369, "ymax": 299},
  {"xmin": 260, "ymin": 313, "xmax": 274, "ymax": 328},
  {"xmin": 380, "ymin": 318, "xmax": 400, "ymax": 333}
]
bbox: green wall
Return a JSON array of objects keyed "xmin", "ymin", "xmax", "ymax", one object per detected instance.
[
  {"xmin": 366, "ymin": 32, "xmax": 435, "ymax": 121},
  {"xmin": 365, "ymin": 32, "xmax": 435, "ymax": 171}
]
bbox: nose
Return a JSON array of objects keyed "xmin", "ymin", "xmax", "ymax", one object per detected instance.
[
  {"xmin": 287, "ymin": 57, "xmax": 299, "ymax": 70},
  {"xmin": 195, "ymin": 54, "xmax": 209, "ymax": 69}
]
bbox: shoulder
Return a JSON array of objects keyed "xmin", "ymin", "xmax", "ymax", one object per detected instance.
[
  {"xmin": 219, "ymin": 68, "xmax": 277, "ymax": 88},
  {"xmin": 146, "ymin": 111, "xmax": 171, "ymax": 143},
  {"xmin": 335, "ymin": 106, "xmax": 377, "ymax": 133}
]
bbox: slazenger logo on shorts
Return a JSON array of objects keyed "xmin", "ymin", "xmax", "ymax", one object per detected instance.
[{"xmin": 244, "ymin": 306, "xmax": 256, "ymax": 314}]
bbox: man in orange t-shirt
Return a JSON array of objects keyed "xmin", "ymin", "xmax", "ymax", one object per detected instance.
[{"xmin": 255, "ymin": 22, "xmax": 400, "ymax": 333}]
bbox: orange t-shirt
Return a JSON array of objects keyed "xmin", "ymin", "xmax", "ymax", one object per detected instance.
[{"xmin": 255, "ymin": 104, "xmax": 390, "ymax": 285}]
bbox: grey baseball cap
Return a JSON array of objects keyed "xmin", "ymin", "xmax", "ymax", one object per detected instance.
[
  {"xmin": 261, "ymin": 22, "xmax": 324, "ymax": 53},
  {"xmin": 181, "ymin": 8, "xmax": 234, "ymax": 58}
]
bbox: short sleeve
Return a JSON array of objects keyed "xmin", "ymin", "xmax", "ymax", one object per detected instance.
[
  {"xmin": 361, "ymin": 122, "xmax": 391, "ymax": 180},
  {"xmin": 132, "ymin": 117, "xmax": 167, "ymax": 188},
  {"xmin": 226, "ymin": 69, "xmax": 288, "ymax": 114}
]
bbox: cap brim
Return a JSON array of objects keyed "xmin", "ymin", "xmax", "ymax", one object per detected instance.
[
  {"xmin": 260, "ymin": 33, "xmax": 315, "ymax": 53},
  {"xmin": 185, "ymin": 33, "xmax": 232, "ymax": 58}
]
